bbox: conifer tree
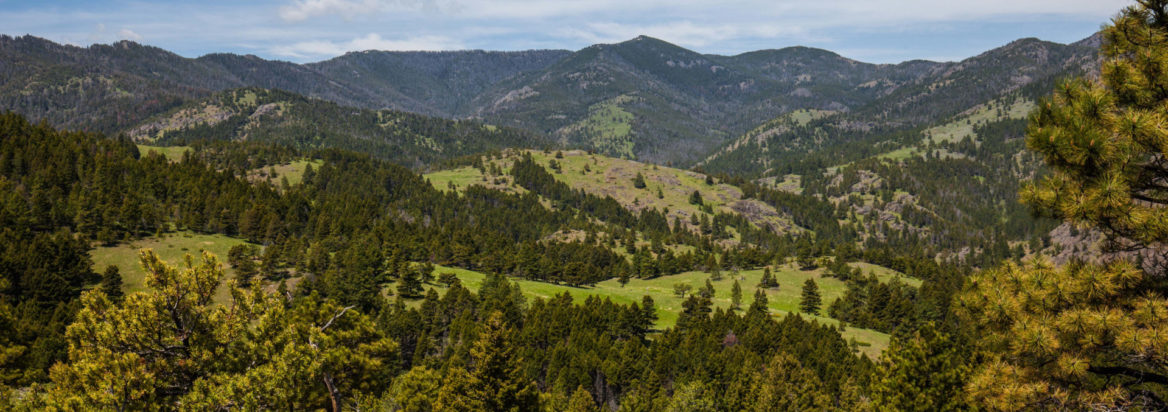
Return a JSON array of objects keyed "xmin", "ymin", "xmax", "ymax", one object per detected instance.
[
  {"xmin": 961, "ymin": 1, "xmax": 1168, "ymax": 409},
  {"xmin": 799, "ymin": 279, "xmax": 821, "ymax": 315},
  {"xmin": 228, "ymin": 244, "xmax": 258, "ymax": 287},
  {"xmin": 436, "ymin": 311, "xmax": 539, "ymax": 411},
  {"xmin": 1022, "ymin": 0, "xmax": 1168, "ymax": 251},
  {"xmin": 23, "ymin": 250, "xmax": 396, "ymax": 410},
  {"xmin": 99, "ymin": 265, "xmax": 123, "ymax": 302},
  {"xmin": 749, "ymin": 353, "xmax": 831, "ymax": 411},
  {"xmin": 688, "ymin": 190, "xmax": 703, "ymax": 205},
  {"xmin": 632, "ymin": 172, "xmax": 647, "ymax": 189},
  {"xmin": 397, "ymin": 269, "xmax": 423, "ymax": 299},
  {"xmin": 731, "ymin": 279, "xmax": 743, "ymax": 310},
  {"xmin": 700, "ymin": 279, "xmax": 715, "ymax": 299},
  {"xmin": 871, "ymin": 323, "xmax": 970, "ymax": 411},
  {"xmin": 566, "ymin": 385, "xmax": 598, "ymax": 412},
  {"xmin": 640, "ymin": 296, "xmax": 658, "ymax": 331},
  {"xmin": 748, "ymin": 289, "xmax": 769, "ymax": 318}
]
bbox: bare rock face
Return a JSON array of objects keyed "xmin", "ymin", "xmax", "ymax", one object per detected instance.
[{"xmin": 1046, "ymin": 222, "xmax": 1168, "ymax": 274}]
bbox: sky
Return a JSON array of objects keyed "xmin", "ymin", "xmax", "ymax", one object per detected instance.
[{"xmin": 0, "ymin": 0, "xmax": 1131, "ymax": 64}]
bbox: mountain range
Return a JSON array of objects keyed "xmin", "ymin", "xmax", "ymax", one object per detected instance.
[{"xmin": 0, "ymin": 33, "xmax": 1100, "ymax": 166}]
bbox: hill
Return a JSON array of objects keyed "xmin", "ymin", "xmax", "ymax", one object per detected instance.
[
  {"xmin": 127, "ymin": 88, "xmax": 545, "ymax": 167},
  {"xmin": 0, "ymin": 33, "xmax": 1100, "ymax": 166}
]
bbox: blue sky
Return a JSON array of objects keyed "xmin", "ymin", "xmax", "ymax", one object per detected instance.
[{"xmin": 0, "ymin": 0, "xmax": 1129, "ymax": 63}]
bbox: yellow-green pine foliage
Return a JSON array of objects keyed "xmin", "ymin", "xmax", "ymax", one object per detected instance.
[
  {"xmin": 959, "ymin": 257, "xmax": 1168, "ymax": 409},
  {"xmin": 750, "ymin": 353, "xmax": 832, "ymax": 411},
  {"xmin": 1022, "ymin": 0, "xmax": 1168, "ymax": 247},
  {"xmin": 871, "ymin": 323, "xmax": 970, "ymax": 411},
  {"xmin": 436, "ymin": 311, "xmax": 540, "ymax": 411},
  {"xmin": 19, "ymin": 250, "xmax": 395, "ymax": 410}
]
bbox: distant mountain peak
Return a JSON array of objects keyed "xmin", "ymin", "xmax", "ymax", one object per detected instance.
[{"xmin": 1071, "ymin": 32, "xmax": 1103, "ymax": 49}]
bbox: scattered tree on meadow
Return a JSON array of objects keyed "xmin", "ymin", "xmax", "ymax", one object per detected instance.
[
  {"xmin": 731, "ymin": 280, "xmax": 742, "ymax": 310},
  {"xmin": 632, "ymin": 172, "xmax": 647, "ymax": 189},
  {"xmin": 758, "ymin": 266, "xmax": 778, "ymax": 289},
  {"xmin": 688, "ymin": 190, "xmax": 703, "ymax": 206},
  {"xmin": 227, "ymin": 244, "xmax": 259, "ymax": 287},
  {"xmin": 99, "ymin": 265, "xmax": 123, "ymax": 302},
  {"xmin": 800, "ymin": 279, "xmax": 821, "ymax": 315}
]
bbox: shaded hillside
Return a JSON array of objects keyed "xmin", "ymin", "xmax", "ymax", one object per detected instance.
[
  {"xmin": 0, "ymin": 35, "xmax": 566, "ymax": 135},
  {"xmin": 308, "ymin": 49, "xmax": 572, "ymax": 116},
  {"xmin": 0, "ymin": 33, "xmax": 1101, "ymax": 166},
  {"xmin": 129, "ymin": 88, "xmax": 545, "ymax": 167}
]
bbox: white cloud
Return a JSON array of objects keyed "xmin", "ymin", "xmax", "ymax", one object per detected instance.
[
  {"xmin": 270, "ymin": 33, "xmax": 464, "ymax": 58},
  {"xmin": 275, "ymin": 0, "xmax": 1129, "ymax": 23},
  {"xmin": 279, "ymin": 0, "xmax": 386, "ymax": 22},
  {"xmin": 117, "ymin": 28, "xmax": 142, "ymax": 41},
  {"xmin": 561, "ymin": 21, "xmax": 811, "ymax": 48}
]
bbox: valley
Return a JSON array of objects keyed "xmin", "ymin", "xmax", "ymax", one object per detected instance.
[{"xmin": 2, "ymin": 2, "xmax": 1164, "ymax": 408}]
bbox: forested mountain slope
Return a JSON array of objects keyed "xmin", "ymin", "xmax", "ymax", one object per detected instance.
[
  {"xmin": 127, "ymin": 87, "xmax": 545, "ymax": 167},
  {"xmin": 0, "ymin": 35, "xmax": 566, "ymax": 136},
  {"xmin": 2, "ymin": 112, "xmax": 955, "ymax": 407},
  {"xmin": 1, "ymin": 33, "xmax": 1099, "ymax": 166}
]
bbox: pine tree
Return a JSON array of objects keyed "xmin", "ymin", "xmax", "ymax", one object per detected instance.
[
  {"xmin": 730, "ymin": 280, "xmax": 743, "ymax": 310},
  {"xmin": 436, "ymin": 311, "xmax": 539, "ymax": 411},
  {"xmin": 397, "ymin": 269, "xmax": 424, "ymax": 299},
  {"xmin": 748, "ymin": 289, "xmax": 769, "ymax": 318},
  {"xmin": 758, "ymin": 267, "xmax": 778, "ymax": 289},
  {"xmin": 1022, "ymin": 0, "xmax": 1168, "ymax": 250},
  {"xmin": 688, "ymin": 190, "xmax": 703, "ymax": 205},
  {"xmin": 24, "ymin": 250, "xmax": 396, "ymax": 410},
  {"xmin": 566, "ymin": 385, "xmax": 597, "ymax": 412},
  {"xmin": 228, "ymin": 244, "xmax": 258, "ymax": 287},
  {"xmin": 99, "ymin": 265, "xmax": 123, "ymax": 302},
  {"xmin": 700, "ymin": 279, "xmax": 715, "ymax": 299},
  {"xmin": 749, "ymin": 353, "xmax": 831, "ymax": 411},
  {"xmin": 799, "ymin": 279, "xmax": 821, "ymax": 315},
  {"xmin": 871, "ymin": 323, "xmax": 970, "ymax": 411},
  {"xmin": 963, "ymin": 2, "xmax": 1168, "ymax": 409},
  {"xmin": 632, "ymin": 172, "xmax": 647, "ymax": 189}
]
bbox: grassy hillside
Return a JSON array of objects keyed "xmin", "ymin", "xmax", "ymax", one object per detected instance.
[
  {"xmin": 90, "ymin": 232, "xmax": 254, "ymax": 305},
  {"xmin": 926, "ymin": 97, "xmax": 1035, "ymax": 144},
  {"xmin": 247, "ymin": 159, "xmax": 324, "ymax": 186},
  {"xmin": 136, "ymin": 144, "xmax": 189, "ymax": 162},
  {"xmin": 88, "ymin": 229, "xmax": 912, "ymax": 358},
  {"xmin": 416, "ymin": 262, "xmax": 914, "ymax": 358},
  {"xmin": 127, "ymin": 88, "xmax": 546, "ymax": 168},
  {"xmin": 427, "ymin": 149, "xmax": 801, "ymax": 236}
]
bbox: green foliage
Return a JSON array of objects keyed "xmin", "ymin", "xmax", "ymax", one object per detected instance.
[
  {"xmin": 959, "ymin": 3, "xmax": 1168, "ymax": 410},
  {"xmin": 871, "ymin": 323, "xmax": 970, "ymax": 411},
  {"xmin": 99, "ymin": 265, "xmax": 123, "ymax": 302},
  {"xmin": 960, "ymin": 258, "xmax": 1168, "ymax": 409},
  {"xmin": 20, "ymin": 250, "xmax": 396, "ymax": 410},
  {"xmin": 1022, "ymin": 1, "xmax": 1168, "ymax": 248},
  {"xmin": 147, "ymin": 88, "xmax": 546, "ymax": 168},
  {"xmin": 632, "ymin": 171, "xmax": 647, "ymax": 189},
  {"xmin": 688, "ymin": 190, "xmax": 703, "ymax": 206},
  {"xmin": 227, "ymin": 244, "xmax": 258, "ymax": 287},
  {"xmin": 829, "ymin": 275, "xmax": 917, "ymax": 333},
  {"xmin": 731, "ymin": 279, "xmax": 743, "ymax": 310},
  {"xmin": 435, "ymin": 311, "xmax": 540, "ymax": 411},
  {"xmin": 800, "ymin": 278, "xmax": 821, "ymax": 315}
]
